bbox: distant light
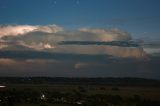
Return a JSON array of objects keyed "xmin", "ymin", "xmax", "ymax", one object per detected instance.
[
  {"xmin": 76, "ymin": 101, "xmax": 82, "ymax": 104},
  {"xmin": 0, "ymin": 86, "xmax": 6, "ymax": 88},
  {"xmin": 40, "ymin": 93, "xmax": 46, "ymax": 100}
]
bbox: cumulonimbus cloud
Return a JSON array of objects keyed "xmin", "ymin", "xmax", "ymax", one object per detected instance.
[{"xmin": 0, "ymin": 24, "xmax": 146, "ymax": 58}]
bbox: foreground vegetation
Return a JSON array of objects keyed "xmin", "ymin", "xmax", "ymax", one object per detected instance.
[{"xmin": 0, "ymin": 77, "xmax": 160, "ymax": 106}]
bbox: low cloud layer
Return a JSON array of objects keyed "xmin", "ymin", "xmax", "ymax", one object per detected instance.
[{"xmin": 0, "ymin": 57, "xmax": 159, "ymax": 79}]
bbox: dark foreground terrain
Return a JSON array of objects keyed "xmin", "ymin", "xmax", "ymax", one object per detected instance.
[{"xmin": 0, "ymin": 77, "xmax": 160, "ymax": 106}]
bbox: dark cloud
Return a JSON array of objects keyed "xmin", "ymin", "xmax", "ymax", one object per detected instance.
[
  {"xmin": 0, "ymin": 50, "xmax": 112, "ymax": 62},
  {"xmin": 58, "ymin": 41, "xmax": 139, "ymax": 47}
]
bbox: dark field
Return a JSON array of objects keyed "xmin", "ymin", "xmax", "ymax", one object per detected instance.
[{"xmin": 0, "ymin": 77, "xmax": 160, "ymax": 106}]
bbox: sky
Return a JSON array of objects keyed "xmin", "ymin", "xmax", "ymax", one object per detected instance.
[
  {"xmin": 0, "ymin": 0, "xmax": 160, "ymax": 37},
  {"xmin": 0, "ymin": 0, "xmax": 160, "ymax": 79}
]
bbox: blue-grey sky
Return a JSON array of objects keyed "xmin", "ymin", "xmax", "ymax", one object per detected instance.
[{"xmin": 0, "ymin": 0, "xmax": 160, "ymax": 38}]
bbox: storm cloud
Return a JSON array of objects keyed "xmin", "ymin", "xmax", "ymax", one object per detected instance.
[
  {"xmin": 0, "ymin": 24, "xmax": 144, "ymax": 57},
  {"xmin": 1, "ymin": 24, "xmax": 157, "ymax": 78}
]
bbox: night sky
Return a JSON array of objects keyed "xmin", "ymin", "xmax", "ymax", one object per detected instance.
[{"xmin": 0, "ymin": 0, "xmax": 160, "ymax": 79}]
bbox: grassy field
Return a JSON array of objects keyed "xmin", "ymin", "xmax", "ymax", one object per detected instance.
[
  {"xmin": 5, "ymin": 84, "xmax": 160, "ymax": 101},
  {"xmin": 15, "ymin": 103, "xmax": 70, "ymax": 106},
  {"xmin": 1, "ymin": 78, "xmax": 160, "ymax": 106}
]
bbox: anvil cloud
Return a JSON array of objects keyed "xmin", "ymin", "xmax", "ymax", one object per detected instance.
[{"xmin": 0, "ymin": 24, "xmax": 131, "ymax": 41}]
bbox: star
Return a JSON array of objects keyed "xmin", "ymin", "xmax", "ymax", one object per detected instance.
[
  {"xmin": 51, "ymin": 0, "xmax": 56, "ymax": 7},
  {"xmin": 54, "ymin": 1, "xmax": 57, "ymax": 4},
  {"xmin": 76, "ymin": 0, "xmax": 80, "ymax": 5}
]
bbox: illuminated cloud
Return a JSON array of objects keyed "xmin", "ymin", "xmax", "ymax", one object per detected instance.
[
  {"xmin": 78, "ymin": 28, "xmax": 131, "ymax": 41},
  {"xmin": 0, "ymin": 25, "xmax": 36, "ymax": 37},
  {"xmin": 24, "ymin": 42, "xmax": 55, "ymax": 50},
  {"xmin": 0, "ymin": 40, "xmax": 56, "ymax": 51},
  {"xmin": 52, "ymin": 45, "xmax": 145, "ymax": 58},
  {"xmin": 0, "ymin": 24, "xmax": 146, "ymax": 58},
  {"xmin": 0, "ymin": 25, "xmax": 131, "ymax": 42},
  {"xmin": 0, "ymin": 24, "xmax": 63, "ymax": 38}
]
